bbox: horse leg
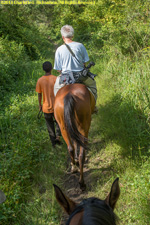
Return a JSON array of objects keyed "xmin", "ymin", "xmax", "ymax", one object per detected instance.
[
  {"xmin": 59, "ymin": 127, "xmax": 78, "ymax": 173},
  {"xmin": 79, "ymin": 146, "xmax": 86, "ymax": 190},
  {"xmin": 73, "ymin": 142, "xmax": 79, "ymax": 166},
  {"xmin": 68, "ymin": 143, "xmax": 78, "ymax": 173}
]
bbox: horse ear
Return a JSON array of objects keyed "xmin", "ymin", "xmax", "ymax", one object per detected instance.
[
  {"xmin": 0, "ymin": 190, "xmax": 6, "ymax": 204},
  {"xmin": 105, "ymin": 178, "xmax": 120, "ymax": 210},
  {"xmin": 53, "ymin": 184, "xmax": 76, "ymax": 215}
]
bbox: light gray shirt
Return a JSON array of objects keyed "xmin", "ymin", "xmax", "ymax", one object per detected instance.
[{"xmin": 54, "ymin": 42, "xmax": 89, "ymax": 73}]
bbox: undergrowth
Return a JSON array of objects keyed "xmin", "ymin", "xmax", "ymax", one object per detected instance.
[
  {"xmin": 0, "ymin": 61, "xmax": 66, "ymax": 225},
  {"xmin": 1, "ymin": 50, "xmax": 150, "ymax": 224},
  {"xmin": 87, "ymin": 51, "xmax": 150, "ymax": 224}
]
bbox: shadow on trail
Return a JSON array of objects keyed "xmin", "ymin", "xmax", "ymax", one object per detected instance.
[{"xmin": 91, "ymin": 94, "xmax": 150, "ymax": 159}]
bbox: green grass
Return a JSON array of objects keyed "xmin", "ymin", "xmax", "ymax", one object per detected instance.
[
  {"xmin": 86, "ymin": 53, "xmax": 150, "ymax": 224},
  {"xmin": 0, "ymin": 52, "xmax": 150, "ymax": 224},
  {"xmin": 87, "ymin": 139, "xmax": 150, "ymax": 224},
  {"xmin": 0, "ymin": 61, "xmax": 67, "ymax": 225}
]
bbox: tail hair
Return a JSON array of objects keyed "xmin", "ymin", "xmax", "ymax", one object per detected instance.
[{"xmin": 64, "ymin": 93, "xmax": 87, "ymax": 149}]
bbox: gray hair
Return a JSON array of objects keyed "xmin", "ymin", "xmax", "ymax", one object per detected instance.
[{"xmin": 61, "ymin": 25, "xmax": 74, "ymax": 38}]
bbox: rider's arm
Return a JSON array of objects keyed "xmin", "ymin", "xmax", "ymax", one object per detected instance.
[
  {"xmin": 54, "ymin": 49, "xmax": 62, "ymax": 72},
  {"xmin": 81, "ymin": 44, "xmax": 89, "ymax": 67}
]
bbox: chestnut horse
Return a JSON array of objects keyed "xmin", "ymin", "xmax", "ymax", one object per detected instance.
[
  {"xmin": 54, "ymin": 178, "xmax": 120, "ymax": 225},
  {"xmin": 54, "ymin": 83, "xmax": 95, "ymax": 189}
]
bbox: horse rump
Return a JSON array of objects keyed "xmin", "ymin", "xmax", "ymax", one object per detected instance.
[{"xmin": 64, "ymin": 92, "xmax": 87, "ymax": 149}]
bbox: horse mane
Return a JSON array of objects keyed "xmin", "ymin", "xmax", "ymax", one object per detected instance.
[
  {"xmin": 82, "ymin": 198, "xmax": 118, "ymax": 225},
  {"xmin": 64, "ymin": 92, "xmax": 87, "ymax": 149},
  {"xmin": 66, "ymin": 197, "xmax": 118, "ymax": 225}
]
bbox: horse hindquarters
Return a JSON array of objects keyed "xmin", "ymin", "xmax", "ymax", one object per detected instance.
[
  {"xmin": 54, "ymin": 84, "xmax": 92, "ymax": 190},
  {"xmin": 54, "ymin": 94, "xmax": 76, "ymax": 166},
  {"xmin": 64, "ymin": 92, "xmax": 91, "ymax": 189},
  {"xmin": 64, "ymin": 93, "xmax": 88, "ymax": 149}
]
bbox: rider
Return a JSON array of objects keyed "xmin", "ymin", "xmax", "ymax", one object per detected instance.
[{"xmin": 54, "ymin": 25, "xmax": 97, "ymax": 103}]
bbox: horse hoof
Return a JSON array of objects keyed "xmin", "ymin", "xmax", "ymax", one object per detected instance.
[{"xmin": 79, "ymin": 183, "xmax": 86, "ymax": 191}]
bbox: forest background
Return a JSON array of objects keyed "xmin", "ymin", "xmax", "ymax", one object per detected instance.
[{"xmin": 0, "ymin": 1, "xmax": 150, "ymax": 224}]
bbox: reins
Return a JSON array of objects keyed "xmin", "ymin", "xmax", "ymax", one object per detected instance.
[{"xmin": 66, "ymin": 200, "xmax": 86, "ymax": 225}]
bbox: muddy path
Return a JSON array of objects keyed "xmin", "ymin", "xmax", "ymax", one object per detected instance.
[
  {"xmin": 59, "ymin": 138, "xmax": 105, "ymax": 225},
  {"xmin": 58, "ymin": 111, "xmax": 107, "ymax": 225},
  {"xmin": 59, "ymin": 157, "xmax": 90, "ymax": 225}
]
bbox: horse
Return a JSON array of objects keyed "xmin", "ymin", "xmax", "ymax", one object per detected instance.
[
  {"xmin": 53, "ymin": 177, "xmax": 120, "ymax": 225},
  {"xmin": 54, "ymin": 83, "xmax": 95, "ymax": 190}
]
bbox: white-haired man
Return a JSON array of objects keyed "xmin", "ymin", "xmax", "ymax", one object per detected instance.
[{"xmin": 54, "ymin": 25, "xmax": 97, "ymax": 103}]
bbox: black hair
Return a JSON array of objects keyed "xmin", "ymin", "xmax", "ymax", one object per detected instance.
[
  {"xmin": 82, "ymin": 198, "xmax": 118, "ymax": 225},
  {"xmin": 67, "ymin": 198, "xmax": 118, "ymax": 225},
  {"xmin": 43, "ymin": 61, "xmax": 52, "ymax": 73}
]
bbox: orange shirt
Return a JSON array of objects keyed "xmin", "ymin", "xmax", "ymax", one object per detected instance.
[{"xmin": 36, "ymin": 75, "xmax": 56, "ymax": 113}]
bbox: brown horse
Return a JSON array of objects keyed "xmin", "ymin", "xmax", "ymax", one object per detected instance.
[
  {"xmin": 54, "ymin": 178, "xmax": 120, "ymax": 225},
  {"xmin": 54, "ymin": 83, "xmax": 95, "ymax": 189}
]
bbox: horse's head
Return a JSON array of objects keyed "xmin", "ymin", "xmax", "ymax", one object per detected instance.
[
  {"xmin": 54, "ymin": 178, "xmax": 120, "ymax": 225},
  {"xmin": 0, "ymin": 190, "xmax": 6, "ymax": 204}
]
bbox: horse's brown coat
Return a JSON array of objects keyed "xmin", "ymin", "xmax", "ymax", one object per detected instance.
[{"xmin": 54, "ymin": 83, "xmax": 95, "ymax": 189}]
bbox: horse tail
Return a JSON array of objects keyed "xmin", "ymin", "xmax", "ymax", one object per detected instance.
[{"xmin": 64, "ymin": 93, "xmax": 87, "ymax": 149}]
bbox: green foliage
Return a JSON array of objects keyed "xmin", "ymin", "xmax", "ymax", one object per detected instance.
[
  {"xmin": 1, "ymin": 1, "xmax": 150, "ymax": 224},
  {"xmin": 0, "ymin": 38, "xmax": 29, "ymax": 98},
  {"xmin": 88, "ymin": 48, "xmax": 150, "ymax": 224},
  {"xmin": 0, "ymin": 63, "xmax": 66, "ymax": 224},
  {"xmin": 0, "ymin": 5, "xmax": 52, "ymax": 60},
  {"xmin": 1, "ymin": 1, "xmax": 150, "ymax": 97},
  {"xmin": 45, "ymin": 1, "xmax": 150, "ymax": 59},
  {"xmin": 0, "ymin": 5, "xmax": 53, "ymax": 100},
  {"xmin": 94, "ymin": 50, "xmax": 150, "ymax": 155}
]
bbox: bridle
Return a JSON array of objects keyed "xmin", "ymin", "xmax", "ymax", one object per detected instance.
[
  {"xmin": 66, "ymin": 198, "xmax": 104, "ymax": 225},
  {"xmin": 66, "ymin": 200, "xmax": 85, "ymax": 225}
]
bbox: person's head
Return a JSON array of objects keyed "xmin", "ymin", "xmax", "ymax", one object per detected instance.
[
  {"xmin": 43, "ymin": 61, "xmax": 52, "ymax": 73},
  {"xmin": 61, "ymin": 25, "xmax": 74, "ymax": 39}
]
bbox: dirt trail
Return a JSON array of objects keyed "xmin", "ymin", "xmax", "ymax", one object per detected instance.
[
  {"xmin": 59, "ymin": 158, "xmax": 90, "ymax": 225},
  {"xmin": 59, "ymin": 137, "xmax": 106, "ymax": 224}
]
